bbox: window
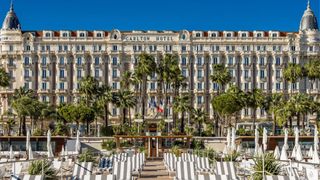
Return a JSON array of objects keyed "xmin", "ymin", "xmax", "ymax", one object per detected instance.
[
  {"xmin": 112, "ymin": 57, "xmax": 117, "ymax": 65},
  {"xmin": 113, "ymin": 34, "xmax": 117, "ymax": 39},
  {"xmin": 260, "ymin": 83, "xmax": 265, "ymax": 90},
  {"xmin": 59, "ymin": 96, "xmax": 65, "ymax": 103},
  {"xmin": 244, "ymin": 70, "xmax": 249, "ymax": 78},
  {"xmin": 64, "ymin": 45, "xmax": 68, "ymax": 51},
  {"xmin": 257, "ymin": 33, "xmax": 262, "ymax": 37},
  {"xmin": 165, "ymin": 45, "xmax": 172, "ymax": 52},
  {"xmin": 197, "ymin": 57, "xmax": 202, "ymax": 65},
  {"xmin": 197, "ymin": 69, "xmax": 203, "ymax": 79},
  {"xmin": 112, "ymin": 108, "xmax": 117, "ymax": 116},
  {"xmin": 24, "ymin": 69, "xmax": 29, "ymax": 78},
  {"xmin": 181, "ymin": 46, "xmax": 187, "ymax": 52},
  {"xmin": 197, "ymin": 83, "xmax": 203, "ymax": 90},
  {"xmin": 212, "ymin": 57, "xmax": 218, "ymax": 64},
  {"xmin": 213, "ymin": 83, "xmax": 219, "ymax": 90},
  {"xmin": 181, "ymin": 57, "xmax": 187, "ymax": 65},
  {"xmin": 309, "ymin": 46, "xmax": 314, "ymax": 52},
  {"xmin": 9, "ymin": 45, "xmax": 13, "ymax": 51},
  {"xmin": 42, "ymin": 57, "xmax": 47, "ymax": 65},
  {"xmin": 42, "ymin": 96, "xmax": 47, "ymax": 102},
  {"xmin": 46, "ymin": 45, "xmax": 50, "ymax": 51},
  {"xmin": 59, "ymin": 82, "xmax": 65, "ymax": 90},
  {"xmin": 291, "ymin": 46, "xmax": 296, "ymax": 51},
  {"xmin": 112, "ymin": 45, "xmax": 118, "ymax": 51},
  {"xmin": 292, "ymin": 83, "xmax": 297, "ymax": 90},
  {"xmin": 182, "ymin": 69, "xmax": 187, "ymax": 77},
  {"xmin": 229, "ymin": 69, "xmax": 234, "ymax": 76},
  {"xmin": 181, "ymin": 34, "xmax": 186, "ymax": 40},
  {"xmin": 226, "ymin": 33, "xmax": 232, "ymax": 37},
  {"xmin": 81, "ymin": 46, "xmax": 85, "ymax": 51},
  {"xmin": 77, "ymin": 57, "xmax": 82, "ymax": 65},
  {"xmin": 24, "ymin": 57, "xmax": 30, "ymax": 65},
  {"xmin": 244, "ymin": 57, "xmax": 250, "ymax": 65},
  {"xmin": 244, "ymin": 83, "xmax": 249, "ymax": 90},
  {"xmin": 260, "ymin": 109, "xmax": 265, "ymax": 116},
  {"xmin": 59, "ymin": 69, "xmax": 65, "ymax": 78},
  {"xmin": 95, "ymin": 68, "xmax": 99, "ymax": 78},
  {"xmin": 25, "ymin": 45, "xmax": 30, "ymax": 51},
  {"xmin": 276, "ymin": 70, "xmax": 281, "ymax": 78},
  {"xmin": 62, "ymin": 33, "xmax": 68, "ymax": 37},
  {"xmin": 272, "ymin": 33, "xmax": 277, "ymax": 38},
  {"xmin": 211, "ymin": 33, "xmax": 217, "ymax": 37},
  {"xmin": 228, "ymin": 57, "xmax": 233, "ymax": 65},
  {"xmin": 276, "ymin": 83, "xmax": 281, "ymax": 90},
  {"xmin": 112, "ymin": 82, "xmax": 117, "ymax": 89},
  {"xmin": 8, "ymin": 59, "xmax": 14, "ymax": 66},
  {"xmin": 276, "ymin": 57, "xmax": 281, "ymax": 65},
  {"xmin": 244, "ymin": 109, "xmax": 249, "ymax": 116},
  {"xmin": 260, "ymin": 70, "xmax": 265, "ymax": 78},
  {"xmin": 259, "ymin": 57, "xmax": 265, "ymax": 65},
  {"xmin": 77, "ymin": 69, "xmax": 82, "ymax": 78},
  {"xmin": 79, "ymin": 33, "xmax": 85, "ymax": 37},
  {"xmin": 59, "ymin": 57, "xmax": 64, "ymax": 65},
  {"xmin": 112, "ymin": 69, "xmax": 117, "ymax": 78},
  {"xmin": 241, "ymin": 33, "xmax": 247, "ymax": 37},
  {"xmin": 45, "ymin": 33, "xmax": 51, "ymax": 37},
  {"xmin": 196, "ymin": 33, "xmax": 201, "ymax": 37},
  {"xmin": 42, "ymin": 69, "xmax": 47, "ymax": 78},
  {"xmin": 94, "ymin": 57, "xmax": 100, "ymax": 65},
  {"xmin": 58, "ymin": 45, "xmax": 62, "ymax": 51},
  {"xmin": 42, "ymin": 82, "xmax": 47, "ymax": 90},
  {"xmin": 150, "ymin": 82, "xmax": 155, "ymax": 90},
  {"xmin": 292, "ymin": 57, "xmax": 297, "ymax": 64},
  {"xmin": 197, "ymin": 96, "xmax": 203, "ymax": 104},
  {"xmin": 97, "ymin": 33, "xmax": 102, "ymax": 37}
]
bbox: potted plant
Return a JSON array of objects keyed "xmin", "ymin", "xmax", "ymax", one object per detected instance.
[{"xmin": 101, "ymin": 140, "xmax": 116, "ymax": 156}]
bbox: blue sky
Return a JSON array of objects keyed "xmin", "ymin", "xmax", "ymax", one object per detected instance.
[{"xmin": 0, "ymin": 0, "xmax": 319, "ymax": 31}]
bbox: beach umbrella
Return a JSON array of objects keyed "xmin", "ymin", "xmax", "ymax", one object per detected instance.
[
  {"xmin": 314, "ymin": 126, "xmax": 318, "ymax": 151},
  {"xmin": 222, "ymin": 145, "xmax": 228, "ymax": 156},
  {"xmin": 308, "ymin": 146, "xmax": 313, "ymax": 158},
  {"xmin": 262, "ymin": 128, "xmax": 268, "ymax": 151},
  {"xmin": 9, "ymin": 145, "xmax": 14, "ymax": 160},
  {"xmin": 26, "ymin": 129, "xmax": 30, "ymax": 153},
  {"xmin": 258, "ymin": 145, "xmax": 263, "ymax": 156},
  {"xmin": 292, "ymin": 127, "xmax": 299, "ymax": 158},
  {"xmin": 295, "ymin": 145, "xmax": 303, "ymax": 162},
  {"xmin": 312, "ymin": 147, "xmax": 320, "ymax": 164},
  {"xmin": 47, "ymin": 130, "xmax": 54, "ymax": 158},
  {"xmin": 254, "ymin": 126, "xmax": 259, "ymax": 155},
  {"xmin": 231, "ymin": 127, "xmax": 236, "ymax": 151},
  {"xmin": 75, "ymin": 130, "xmax": 81, "ymax": 154},
  {"xmin": 284, "ymin": 128, "xmax": 288, "ymax": 150},
  {"xmin": 280, "ymin": 145, "xmax": 288, "ymax": 161},
  {"xmin": 236, "ymin": 144, "xmax": 242, "ymax": 153},
  {"xmin": 226, "ymin": 128, "xmax": 231, "ymax": 150},
  {"xmin": 274, "ymin": 146, "xmax": 280, "ymax": 160}
]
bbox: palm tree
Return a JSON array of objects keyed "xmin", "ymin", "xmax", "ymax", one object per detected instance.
[
  {"xmin": 263, "ymin": 93, "xmax": 284, "ymax": 134},
  {"xmin": 120, "ymin": 71, "xmax": 139, "ymax": 89},
  {"xmin": 79, "ymin": 76, "xmax": 99, "ymax": 106},
  {"xmin": 283, "ymin": 63, "xmax": 303, "ymax": 96},
  {"xmin": 114, "ymin": 90, "xmax": 136, "ymax": 125},
  {"xmin": 0, "ymin": 68, "xmax": 10, "ymax": 88},
  {"xmin": 12, "ymin": 87, "xmax": 36, "ymax": 99},
  {"xmin": 97, "ymin": 85, "xmax": 113, "ymax": 127},
  {"xmin": 305, "ymin": 58, "xmax": 320, "ymax": 90},
  {"xmin": 135, "ymin": 53, "xmax": 156, "ymax": 121},
  {"xmin": 287, "ymin": 94, "xmax": 312, "ymax": 129},
  {"xmin": 245, "ymin": 88, "xmax": 265, "ymax": 129},
  {"xmin": 40, "ymin": 103, "xmax": 57, "ymax": 130},
  {"xmin": 191, "ymin": 108, "xmax": 207, "ymax": 136},
  {"xmin": 11, "ymin": 96, "xmax": 34, "ymax": 135},
  {"xmin": 210, "ymin": 64, "xmax": 232, "ymax": 135},
  {"xmin": 173, "ymin": 95, "xmax": 190, "ymax": 133}
]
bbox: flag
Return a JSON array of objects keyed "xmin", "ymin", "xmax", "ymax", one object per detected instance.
[{"xmin": 157, "ymin": 100, "xmax": 164, "ymax": 113}]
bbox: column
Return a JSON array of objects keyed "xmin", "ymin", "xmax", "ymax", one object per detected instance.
[
  {"xmin": 148, "ymin": 138, "xmax": 151, "ymax": 158},
  {"xmin": 156, "ymin": 138, "xmax": 159, "ymax": 157}
]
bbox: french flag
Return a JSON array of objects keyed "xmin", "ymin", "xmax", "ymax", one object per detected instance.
[{"xmin": 157, "ymin": 100, "xmax": 164, "ymax": 113}]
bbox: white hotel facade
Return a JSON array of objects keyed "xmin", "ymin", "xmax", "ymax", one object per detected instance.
[{"xmin": 0, "ymin": 2, "xmax": 319, "ymax": 124}]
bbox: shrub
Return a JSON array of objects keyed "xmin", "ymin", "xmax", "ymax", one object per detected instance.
[
  {"xmin": 224, "ymin": 151, "xmax": 240, "ymax": 162},
  {"xmin": 52, "ymin": 122, "xmax": 69, "ymax": 136},
  {"xmin": 101, "ymin": 140, "xmax": 116, "ymax": 151},
  {"xmin": 171, "ymin": 145, "xmax": 181, "ymax": 157},
  {"xmin": 100, "ymin": 126, "xmax": 114, "ymax": 136},
  {"xmin": 28, "ymin": 160, "xmax": 56, "ymax": 179},
  {"xmin": 190, "ymin": 139, "xmax": 205, "ymax": 150},
  {"xmin": 252, "ymin": 153, "xmax": 282, "ymax": 180},
  {"xmin": 32, "ymin": 128, "xmax": 44, "ymax": 136},
  {"xmin": 79, "ymin": 150, "xmax": 95, "ymax": 162}
]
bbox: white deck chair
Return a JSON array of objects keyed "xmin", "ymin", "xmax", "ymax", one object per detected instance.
[
  {"xmin": 112, "ymin": 161, "xmax": 132, "ymax": 180},
  {"xmin": 285, "ymin": 166, "xmax": 299, "ymax": 178},
  {"xmin": 82, "ymin": 175, "xmax": 114, "ymax": 180},
  {"xmin": 265, "ymin": 175, "xmax": 299, "ymax": 180},
  {"xmin": 215, "ymin": 162, "xmax": 237, "ymax": 180},
  {"xmin": 196, "ymin": 157, "xmax": 211, "ymax": 172},
  {"xmin": 72, "ymin": 162, "xmax": 93, "ymax": 178},
  {"xmin": 128, "ymin": 155, "xmax": 140, "ymax": 175},
  {"xmin": 11, "ymin": 162, "xmax": 22, "ymax": 176},
  {"xmin": 198, "ymin": 174, "xmax": 230, "ymax": 180},
  {"xmin": 11, "ymin": 175, "xmax": 43, "ymax": 180},
  {"xmin": 175, "ymin": 161, "xmax": 196, "ymax": 180}
]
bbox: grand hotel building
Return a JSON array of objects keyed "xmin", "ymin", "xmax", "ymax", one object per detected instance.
[{"xmin": 0, "ymin": 2, "xmax": 319, "ymax": 125}]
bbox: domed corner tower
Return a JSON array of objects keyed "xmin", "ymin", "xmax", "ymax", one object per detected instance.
[
  {"xmin": 0, "ymin": 2, "xmax": 23, "ymax": 52},
  {"xmin": 299, "ymin": 0, "xmax": 320, "ymax": 43}
]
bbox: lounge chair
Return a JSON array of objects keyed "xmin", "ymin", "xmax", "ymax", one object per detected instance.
[
  {"xmin": 198, "ymin": 174, "xmax": 230, "ymax": 180},
  {"xmin": 82, "ymin": 175, "xmax": 114, "ymax": 180},
  {"xmin": 214, "ymin": 161, "xmax": 237, "ymax": 180},
  {"xmin": 72, "ymin": 162, "xmax": 93, "ymax": 179},
  {"xmin": 175, "ymin": 161, "xmax": 196, "ymax": 180},
  {"xmin": 112, "ymin": 161, "xmax": 132, "ymax": 180},
  {"xmin": 11, "ymin": 175, "xmax": 43, "ymax": 180},
  {"xmin": 196, "ymin": 157, "xmax": 211, "ymax": 172},
  {"xmin": 265, "ymin": 175, "xmax": 299, "ymax": 180}
]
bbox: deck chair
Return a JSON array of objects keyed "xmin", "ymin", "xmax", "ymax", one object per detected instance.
[
  {"xmin": 265, "ymin": 175, "xmax": 299, "ymax": 180},
  {"xmin": 175, "ymin": 161, "xmax": 196, "ymax": 180},
  {"xmin": 112, "ymin": 161, "xmax": 132, "ymax": 180},
  {"xmin": 72, "ymin": 162, "xmax": 93, "ymax": 179},
  {"xmin": 11, "ymin": 175, "xmax": 43, "ymax": 180},
  {"xmin": 198, "ymin": 174, "xmax": 230, "ymax": 180},
  {"xmin": 196, "ymin": 157, "xmax": 211, "ymax": 172},
  {"xmin": 215, "ymin": 162, "xmax": 237, "ymax": 180},
  {"xmin": 82, "ymin": 175, "xmax": 114, "ymax": 180}
]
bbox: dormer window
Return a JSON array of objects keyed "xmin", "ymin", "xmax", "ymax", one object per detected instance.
[
  {"xmin": 97, "ymin": 33, "xmax": 102, "ymax": 37},
  {"xmin": 181, "ymin": 34, "xmax": 186, "ymax": 40},
  {"xmin": 211, "ymin": 33, "xmax": 217, "ymax": 37},
  {"xmin": 226, "ymin": 33, "xmax": 232, "ymax": 37},
  {"xmin": 272, "ymin": 33, "xmax": 277, "ymax": 38},
  {"xmin": 45, "ymin": 33, "xmax": 51, "ymax": 37},
  {"xmin": 62, "ymin": 33, "xmax": 68, "ymax": 37},
  {"xmin": 241, "ymin": 33, "xmax": 247, "ymax": 37},
  {"xmin": 195, "ymin": 33, "xmax": 201, "ymax": 37},
  {"xmin": 257, "ymin": 33, "xmax": 262, "ymax": 37},
  {"xmin": 113, "ymin": 35, "xmax": 117, "ymax": 39},
  {"xmin": 80, "ymin": 33, "xmax": 85, "ymax": 37}
]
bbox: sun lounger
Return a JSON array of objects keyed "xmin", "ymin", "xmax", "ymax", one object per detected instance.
[
  {"xmin": 112, "ymin": 161, "xmax": 132, "ymax": 180},
  {"xmin": 72, "ymin": 162, "xmax": 93, "ymax": 178},
  {"xmin": 82, "ymin": 175, "xmax": 114, "ymax": 180},
  {"xmin": 196, "ymin": 157, "xmax": 211, "ymax": 172},
  {"xmin": 198, "ymin": 174, "xmax": 230, "ymax": 180},
  {"xmin": 11, "ymin": 175, "xmax": 43, "ymax": 180},
  {"xmin": 175, "ymin": 161, "xmax": 196, "ymax": 180},
  {"xmin": 265, "ymin": 175, "xmax": 299, "ymax": 180},
  {"xmin": 215, "ymin": 162, "xmax": 237, "ymax": 180}
]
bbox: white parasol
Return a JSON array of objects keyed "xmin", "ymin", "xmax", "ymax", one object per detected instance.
[
  {"xmin": 226, "ymin": 128, "xmax": 231, "ymax": 151},
  {"xmin": 308, "ymin": 146, "xmax": 313, "ymax": 158},
  {"xmin": 75, "ymin": 130, "xmax": 81, "ymax": 154},
  {"xmin": 47, "ymin": 130, "xmax": 54, "ymax": 158},
  {"xmin": 295, "ymin": 145, "xmax": 303, "ymax": 162},
  {"xmin": 284, "ymin": 128, "xmax": 289, "ymax": 150},
  {"xmin": 254, "ymin": 126, "xmax": 259, "ymax": 155},
  {"xmin": 274, "ymin": 146, "xmax": 280, "ymax": 160},
  {"xmin": 280, "ymin": 145, "xmax": 288, "ymax": 161},
  {"xmin": 231, "ymin": 127, "xmax": 236, "ymax": 151},
  {"xmin": 262, "ymin": 128, "xmax": 268, "ymax": 151},
  {"xmin": 314, "ymin": 126, "xmax": 318, "ymax": 151},
  {"xmin": 312, "ymin": 147, "xmax": 320, "ymax": 164}
]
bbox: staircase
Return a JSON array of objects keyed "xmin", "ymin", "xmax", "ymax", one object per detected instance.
[{"xmin": 137, "ymin": 159, "xmax": 173, "ymax": 180}]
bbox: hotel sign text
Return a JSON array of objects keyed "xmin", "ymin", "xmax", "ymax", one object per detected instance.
[{"xmin": 124, "ymin": 35, "xmax": 178, "ymax": 42}]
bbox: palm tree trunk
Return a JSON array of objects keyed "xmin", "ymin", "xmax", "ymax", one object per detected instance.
[
  {"xmin": 273, "ymin": 117, "xmax": 277, "ymax": 135},
  {"xmin": 129, "ymin": 108, "xmax": 132, "ymax": 127},
  {"xmin": 86, "ymin": 120, "xmax": 89, "ymax": 136},
  {"xmin": 297, "ymin": 113, "xmax": 300, "ymax": 129},
  {"xmin": 104, "ymin": 104, "xmax": 109, "ymax": 127},
  {"xmin": 198, "ymin": 121, "xmax": 201, "ymax": 136},
  {"xmin": 142, "ymin": 76, "xmax": 147, "ymax": 120},
  {"xmin": 123, "ymin": 108, "xmax": 126, "ymax": 125},
  {"xmin": 22, "ymin": 116, "xmax": 26, "ymax": 136},
  {"xmin": 180, "ymin": 113, "xmax": 185, "ymax": 133},
  {"xmin": 19, "ymin": 117, "xmax": 22, "ymax": 136},
  {"xmin": 164, "ymin": 82, "xmax": 168, "ymax": 118}
]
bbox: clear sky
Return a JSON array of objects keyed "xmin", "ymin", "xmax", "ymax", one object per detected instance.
[{"xmin": 0, "ymin": 0, "xmax": 319, "ymax": 31}]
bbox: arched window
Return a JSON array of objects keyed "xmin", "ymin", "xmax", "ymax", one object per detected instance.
[
  {"xmin": 257, "ymin": 33, "xmax": 262, "ymax": 37},
  {"xmin": 62, "ymin": 33, "xmax": 68, "ymax": 37},
  {"xmin": 195, "ymin": 33, "xmax": 201, "ymax": 37},
  {"xmin": 45, "ymin": 33, "xmax": 51, "ymax": 37},
  {"xmin": 113, "ymin": 34, "xmax": 117, "ymax": 39},
  {"xmin": 211, "ymin": 33, "xmax": 217, "ymax": 37},
  {"xmin": 97, "ymin": 33, "xmax": 102, "ymax": 37},
  {"xmin": 80, "ymin": 33, "xmax": 85, "ymax": 37},
  {"xmin": 226, "ymin": 33, "xmax": 232, "ymax": 37},
  {"xmin": 181, "ymin": 34, "xmax": 186, "ymax": 40}
]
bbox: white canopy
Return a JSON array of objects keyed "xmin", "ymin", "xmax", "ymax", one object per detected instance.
[
  {"xmin": 314, "ymin": 126, "xmax": 318, "ymax": 151},
  {"xmin": 284, "ymin": 128, "xmax": 288, "ymax": 150},
  {"xmin": 274, "ymin": 146, "xmax": 280, "ymax": 160},
  {"xmin": 262, "ymin": 127, "xmax": 268, "ymax": 151},
  {"xmin": 231, "ymin": 127, "xmax": 236, "ymax": 151},
  {"xmin": 47, "ymin": 130, "xmax": 54, "ymax": 158},
  {"xmin": 280, "ymin": 145, "xmax": 288, "ymax": 161},
  {"xmin": 308, "ymin": 146, "xmax": 313, "ymax": 158},
  {"xmin": 295, "ymin": 145, "xmax": 303, "ymax": 162},
  {"xmin": 312, "ymin": 147, "xmax": 320, "ymax": 164}
]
